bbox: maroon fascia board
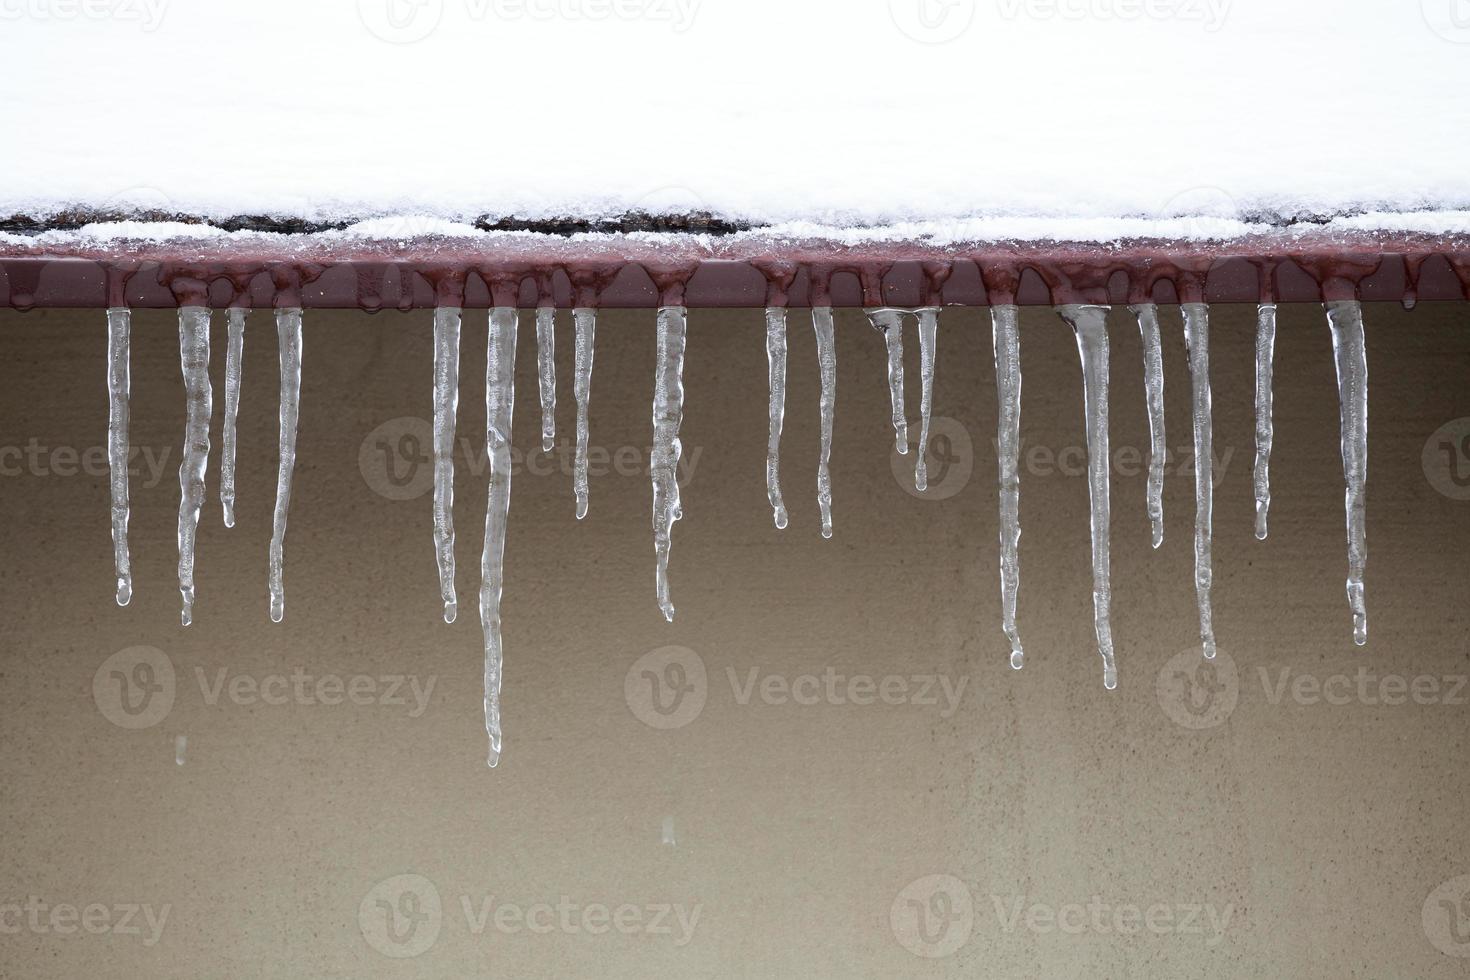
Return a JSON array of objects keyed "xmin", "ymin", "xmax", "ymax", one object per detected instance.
[{"xmin": 1, "ymin": 232, "xmax": 1467, "ymax": 310}]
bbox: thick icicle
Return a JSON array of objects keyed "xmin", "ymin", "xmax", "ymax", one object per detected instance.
[
  {"xmin": 432, "ymin": 306, "xmax": 461, "ymax": 623},
  {"xmin": 812, "ymin": 306, "xmax": 837, "ymax": 538},
  {"xmin": 106, "ymin": 308, "xmax": 133, "ymax": 606},
  {"xmin": 176, "ymin": 307, "xmax": 213, "ymax": 627},
  {"xmin": 868, "ymin": 308, "xmax": 908, "ymax": 454},
  {"xmin": 1059, "ymin": 305, "xmax": 1116, "ymax": 689},
  {"xmin": 1326, "ymin": 299, "xmax": 1369, "ymax": 646},
  {"xmin": 991, "ymin": 305, "xmax": 1024, "ymax": 670},
  {"xmin": 536, "ymin": 307, "xmax": 556, "ymax": 453},
  {"xmin": 1182, "ymin": 303, "xmax": 1217, "ymax": 660},
  {"xmin": 1129, "ymin": 303, "xmax": 1167, "ymax": 549},
  {"xmin": 268, "ymin": 309, "xmax": 303, "ymax": 624},
  {"xmin": 482, "ymin": 307, "xmax": 518, "ymax": 768},
  {"xmin": 1253, "ymin": 303, "xmax": 1277, "ymax": 540},
  {"xmin": 914, "ymin": 308, "xmax": 939, "ymax": 491},
  {"xmin": 764, "ymin": 307, "xmax": 789, "ymax": 528},
  {"xmin": 220, "ymin": 308, "xmax": 247, "ymax": 528},
  {"xmin": 572, "ymin": 308, "xmax": 596, "ymax": 520},
  {"xmin": 651, "ymin": 307, "xmax": 688, "ymax": 622}
]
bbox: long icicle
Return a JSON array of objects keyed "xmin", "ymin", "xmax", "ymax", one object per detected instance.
[
  {"xmin": 176, "ymin": 306, "xmax": 213, "ymax": 627},
  {"xmin": 1129, "ymin": 303, "xmax": 1167, "ymax": 549},
  {"xmin": 220, "ymin": 308, "xmax": 247, "ymax": 528},
  {"xmin": 813, "ymin": 306, "xmax": 837, "ymax": 538},
  {"xmin": 991, "ymin": 304, "xmax": 1024, "ymax": 669},
  {"xmin": 1253, "ymin": 303, "xmax": 1277, "ymax": 540},
  {"xmin": 1326, "ymin": 299, "xmax": 1369, "ymax": 646},
  {"xmin": 1182, "ymin": 302, "xmax": 1217, "ymax": 660},
  {"xmin": 268, "ymin": 309, "xmax": 302, "ymax": 623},
  {"xmin": 1059, "ymin": 305, "xmax": 1116, "ymax": 689},
  {"xmin": 482, "ymin": 306, "xmax": 518, "ymax": 768},
  {"xmin": 651, "ymin": 306, "xmax": 688, "ymax": 622},
  {"xmin": 765, "ymin": 307, "xmax": 789, "ymax": 528},
  {"xmin": 914, "ymin": 308, "xmax": 939, "ymax": 491},
  {"xmin": 868, "ymin": 308, "xmax": 908, "ymax": 454},
  {"xmin": 536, "ymin": 306, "xmax": 556, "ymax": 453},
  {"xmin": 106, "ymin": 307, "xmax": 133, "ymax": 606},
  {"xmin": 432, "ymin": 305, "xmax": 461, "ymax": 623},
  {"xmin": 572, "ymin": 307, "xmax": 596, "ymax": 520}
]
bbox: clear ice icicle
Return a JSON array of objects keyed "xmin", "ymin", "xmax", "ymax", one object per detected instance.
[
  {"xmin": 868, "ymin": 308, "xmax": 908, "ymax": 454},
  {"xmin": 1182, "ymin": 303, "xmax": 1216, "ymax": 660},
  {"xmin": 813, "ymin": 307, "xmax": 837, "ymax": 538},
  {"xmin": 482, "ymin": 307, "xmax": 518, "ymax": 768},
  {"xmin": 572, "ymin": 308, "xmax": 596, "ymax": 520},
  {"xmin": 764, "ymin": 307, "xmax": 789, "ymax": 529},
  {"xmin": 1058, "ymin": 305, "xmax": 1116, "ymax": 689},
  {"xmin": 106, "ymin": 307, "xmax": 132, "ymax": 606},
  {"xmin": 536, "ymin": 307, "xmax": 556, "ymax": 453},
  {"xmin": 914, "ymin": 308, "xmax": 938, "ymax": 491},
  {"xmin": 1326, "ymin": 299, "xmax": 1369, "ymax": 646},
  {"xmin": 991, "ymin": 304, "xmax": 1024, "ymax": 669},
  {"xmin": 220, "ymin": 308, "xmax": 247, "ymax": 529},
  {"xmin": 651, "ymin": 307, "xmax": 688, "ymax": 622},
  {"xmin": 1129, "ymin": 303, "xmax": 1167, "ymax": 549},
  {"xmin": 176, "ymin": 306, "xmax": 213, "ymax": 627},
  {"xmin": 268, "ymin": 309, "xmax": 302, "ymax": 624},
  {"xmin": 432, "ymin": 306, "xmax": 462, "ymax": 623},
  {"xmin": 1253, "ymin": 303, "xmax": 1277, "ymax": 540}
]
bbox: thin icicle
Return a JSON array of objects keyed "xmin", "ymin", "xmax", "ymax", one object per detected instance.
[
  {"xmin": 482, "ymin": 306, "xmax": 518, "ymax": 768},
  {"xmin": 1182, "ymin": 303, "xmax": 1217, "ymax": 660},
  {"xmin": 1059, "ymin": 305, "xmax": 1116, "ymax": 689},
  {"xmin": 432, "ymin": 306, "xmax": 461, "ymax": 624},
  {"xmin": 572, "ymin": 307, "xmax": 596, "ymax": 520},
  {"xmin": 176, "ymin": 306, "xmax": 212, "ymax": 627},
  {"xmin": 868, "ymin": 308, "xmax": 908, "ymax": 454},
  {"xmin": 991, "ymin": 304, "xmax": 1024, "ymax": 670},
  {"xmin": 174, "ymin": 734, "xmax": 187, "ymax": 766},
  {"xmin": 914, "ymin": 308, "xmax": 939, "ymax": 491},
  {"xmin": 536, "ymin": 306, "xmax": 556, "ymax": 453},
  {"xmin": 1129, "ymin": 303, "xmax": 1166, "ymax": 549},
  {"xmin": 220, "ymin": 308, "xmax": 247, "ymax": 528},
  {"xmin": 813, "ymin": 306, "xmax": 837, "ymax": 538},
  {"xmin": 651, "ymin": 307, "xmax": 688, "ymax": 622},
  {"xmin": 764, "ymin": 307, "xmax": 789, "ymax": 528},
  {"xmin": 1253, "ymin": 303, "xmax": 1277, "ymax": 540},
  {"xmin": 268, "ymin": 309, "xmax": 302, "ymax": 624},
  {"xmin": 1326, "ymin": 299, "xmax": 1369, "ymax": 646},
  {"xmin": 106, "ymin": 307, "xmax": 132, "ymax": 606}
]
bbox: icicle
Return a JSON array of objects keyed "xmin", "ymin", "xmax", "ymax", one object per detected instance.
[
  {"xmin": 268, "ymin": 309, "xmax": 303, "ymax": 624},
  {"xmin": 914, "ymin": 308, "xmax": 939, "ymax": 491},
  {"xmin": 482, "ymin": 306, "xmax": 518, "ymax": 768},
  {"xmin": 1182, "ymin": 303, "xmax": 1216, "ymax": 660},
  {"xmin": 176, "ymin": 306, "xmax": 213, "ymax": 627},
  {"xmin": 764, "ymin": 307, "xmax": 789, "ymax": 529},
  {"xmin": 572, "ymin": 307, "xmax": 596, "ymax": 520},
  {"xmin": 1129, "ymin": 303, "xmax": 1166, "ymax": 549},
  {"xmin": 812, "ymin": 306, "xmax": 837, "ymax": 538},
  {"xmin": 106, "ymin": 307, "xmax": 133, "ymax": 606},
  {"xmin": 174, "ymin": 734, "xmax": 187, "ymax": 766},
  {"xmin": 991, "ymin": 304, "xmax": 1025, "ymax": 670},
  {"xmin": 220, "ymin": 308, "xmax": 247, "ymax": 528},
  {"xmin": 1326, "ymin": 299, "xmax": 1369, "ymax": 646},
  {"xmin": 432, "ymin": 306, "xmax": 461, "ymax": 623},
  {"xmin": 651, "ymin": 307, "xmax": 688, "ymax": 622},
  {"xmin": 867, "ymin": 308, "xmax": 907, "ymax": 454},
  {"xmin": 1253, "ymin": 303, "xmax": 1277, "ymax": 540},
  {"xmin": 1058, "ymin": 305, "xmax": 1116, "ymax": 689},
  {"xmin": 536, "ymin": 306, "xmax": 556, "ymax": 453}
]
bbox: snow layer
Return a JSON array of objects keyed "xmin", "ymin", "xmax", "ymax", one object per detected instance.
[{"xmin": 1, "ymin": 0, "xmax": 1467, "ymax": 232}]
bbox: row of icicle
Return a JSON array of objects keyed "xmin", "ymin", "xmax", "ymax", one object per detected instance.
[{"xmin": 103, "ymin": 300, "xmax": 1369, "ymax": 765}]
